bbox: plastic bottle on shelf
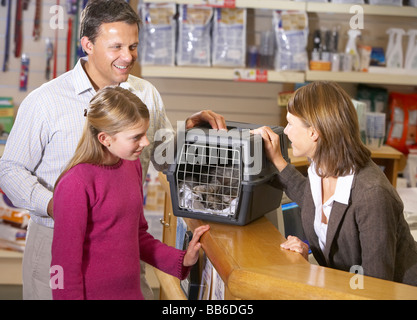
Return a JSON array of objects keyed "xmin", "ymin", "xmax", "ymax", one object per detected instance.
[
  {"xmin": 405, "ymin": 29, "xmax": 417, "ymax": 70},
  {"xmin": 385, "ymin": 28, "xmax": 396, "ymax": 62},
  {"xmin": 345, "ymin": 29, "xmax": 361, "ymax": 71},
  {"xmin": 386, "ymin": 28, "xmax": 405, "ymax": 69}
]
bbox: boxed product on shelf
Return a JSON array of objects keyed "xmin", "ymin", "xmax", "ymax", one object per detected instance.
[
  {"xmin": 177, "ymin": 5, "xmax": 213, "ymax": 67},
  {"xmin": 0, "ymin": 223, "xmax": 26, "ymax": 252},
  {"xmin": 356, "ymin": 84, "xmax": 389, "ymax": 113},
  {"xmin": 138, "ymin": 3, "xmax": 176, "ymax": 66},
  {"xmin": 0, "ymin": 190, "xmax": 29, "ymax": 252},
  {"xmin": 0, "ymin": 190, "xmax": 29, "ymax": 229},
  {"xmin": 368, "ymin": 0, "xmax": 403, "ymax": 5},
  {"xmin": 331, "ymin": 0, "xmax": 364, "ymax": 3},
  {"xmin": 0, "ymin": 97, "xmax": 14, "ymax": 144},
  {"xmin": 386, "ymin": 92, "xmax": 417, "ymax": 154},
  {"xmin": 212, "ymin": 8, "xmax": 247, "ymax": 67}
]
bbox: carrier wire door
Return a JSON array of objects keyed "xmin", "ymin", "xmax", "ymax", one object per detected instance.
[{"xmin": 177, "ymin": 142, "xmax": 242, "ymax": 219}]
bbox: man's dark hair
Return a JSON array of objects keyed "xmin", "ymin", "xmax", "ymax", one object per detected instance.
[{"xmin": 80, "ymin": 0, "xmax": 142, "ymax": 43}]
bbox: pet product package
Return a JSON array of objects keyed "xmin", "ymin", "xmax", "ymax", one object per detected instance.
[
  {"xmin": 177, "ymin": 5, "xmax": 213, "ymax": 67},
  {"xmin": 386, "ymin": 92, "xmax": 417, "ymax": 154},
  {"xmin": 139, "ymin": 3, "xmax": 176, "ymax": 66},
  {"xmin": 356, "ymin": 84, "xmax": 389, "ymax": 113},
  {"xmin": 273, "ymin": 10, "xmax": 309, "ymax": 71},
  {"xmin": 212, "ymin": 8, "xmax": 247, "ymax": 67}
]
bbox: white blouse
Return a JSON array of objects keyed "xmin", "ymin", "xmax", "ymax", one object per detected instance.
[{"xmin": 308, "ymin": 162, "xmax": 354, "ymax": 252}]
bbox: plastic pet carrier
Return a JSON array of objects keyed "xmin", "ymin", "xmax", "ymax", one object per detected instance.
[{"xmin": 166, "ymin": 121, "xmax": 289, "ymax": 226}]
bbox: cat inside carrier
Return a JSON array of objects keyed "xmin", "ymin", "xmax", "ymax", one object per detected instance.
[{"xmin": 166, "ymin": 121, "xmax": 289, "ymax": 226}]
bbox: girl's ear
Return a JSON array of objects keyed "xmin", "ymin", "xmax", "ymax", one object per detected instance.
[{"xmin": 97, "ymin": 132, "xmax": 111, "ymax": 147}]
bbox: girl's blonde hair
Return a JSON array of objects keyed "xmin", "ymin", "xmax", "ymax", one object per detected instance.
[
  {"xmin": 56, "ymin": 86, "xmax": 149, "ymax": 186},
  {"xmin": 287, "ymin": 81, "xmax": 371, "ymax": 178}
]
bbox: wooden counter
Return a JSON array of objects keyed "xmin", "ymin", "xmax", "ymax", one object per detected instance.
[
  {"xmin": 0, "ymin": 249, "xmax": 23, "ymax": 285},
  {"xmin": 157, "ymin": 172, "xmax": 417, "ymax": 300}
]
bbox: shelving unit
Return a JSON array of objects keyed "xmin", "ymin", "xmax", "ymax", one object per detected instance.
[
  {"xmin": 141, "ymin": 1, "xmax": 417, "ymax": 85},
  {"xmin": 306, "ymin": 70, "xmax": 417, "ymax": 86},
  {"xmin": 141, "ymin": 66, "xmax": 305, "ymax": 83},
  {"xmin": 306, "ymin": 2, "xmax": 417, "ymax": 16}
]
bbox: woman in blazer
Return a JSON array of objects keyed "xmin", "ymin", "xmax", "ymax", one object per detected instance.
[{"xmin": 255, "ymin": 81, "xmax": 417, "ymax": 286}]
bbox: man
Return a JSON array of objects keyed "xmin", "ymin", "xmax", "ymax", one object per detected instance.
[{"xmin": 0, "ymin": 0, "xmax": 225, "ymax": 300}]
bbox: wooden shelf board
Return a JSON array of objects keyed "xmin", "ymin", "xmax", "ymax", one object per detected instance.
[
  {"xmin": 306, "ymin": 70, "xmax": 417, "ymax": 86},
  {"xmin": 142, "ymin": 66, "xmax": 305, "ymax": 83}
]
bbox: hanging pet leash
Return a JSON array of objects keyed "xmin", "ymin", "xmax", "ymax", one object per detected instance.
[
  {"xmin": 14, "ymin": 0, "xmax": 23, "ymax": 58},
  {"xmin": 33, "ymin": 0, "xmax": 42, "ymax": 41},
  {"xmin": 2, "ymin": 0, "xmax": 12, "ymax": 72}
]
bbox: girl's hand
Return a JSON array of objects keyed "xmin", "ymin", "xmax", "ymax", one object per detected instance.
[
  {"xmin": 280, "ymin": 235, "xmax": 309, "ymax": 261},
  {"xmin": 183, "ymin": 225, "xmax": 210, "ymax": 267}
]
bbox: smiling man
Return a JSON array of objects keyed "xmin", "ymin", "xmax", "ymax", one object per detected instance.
[{"xmin": 0, "ymin": 0, "xmax": 225, "ymax": 300}]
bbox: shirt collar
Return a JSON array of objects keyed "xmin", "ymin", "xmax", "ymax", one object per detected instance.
[
  {"xmin": 72, "ymin": 57, "xmax": 95, "ymax": 95},
  {"xmin": 308, "ymin": 162, "xmax": 354, "ymax": 206}
]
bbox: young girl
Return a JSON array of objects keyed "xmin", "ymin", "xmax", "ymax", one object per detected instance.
[{"xmin": 51, "ymin": 86, "xmax": 209, "ymax": 299}]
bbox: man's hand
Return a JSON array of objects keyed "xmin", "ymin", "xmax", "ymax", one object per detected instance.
[
  {"xmin": 47, "ymin": 198, "xmax": 54, "ymax": 219},
  {"xmin": 185, "ymin": 110, "xmax": 227, "ymax": 130}
]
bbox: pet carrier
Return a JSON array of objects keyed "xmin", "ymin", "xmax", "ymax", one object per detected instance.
[{"xmin": 166, "ymin": 121, "xmax": 289, "ymax": 225}]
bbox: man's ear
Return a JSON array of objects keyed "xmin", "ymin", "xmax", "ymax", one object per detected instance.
[
  {"xmin": 81, "ymin": 36, "xmax": 93, "ymax": 55},
  {"xmin": 97, "ymin": 132, "xmax": 111, "ymax": 147}
]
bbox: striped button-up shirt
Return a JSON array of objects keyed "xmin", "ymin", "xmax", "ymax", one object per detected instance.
[{"xmin": 0, "ymin": 58, "xmax": 174, "ymax": 228}]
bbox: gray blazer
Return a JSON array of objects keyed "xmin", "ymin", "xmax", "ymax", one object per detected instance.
[{"xmin": 275, "ymin": 160, "xmax": 417, "ymax": 286}]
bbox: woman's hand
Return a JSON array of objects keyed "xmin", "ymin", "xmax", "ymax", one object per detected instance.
[
  {"xmin": 252, "ymin": 126, "xmax": 288, "ymax": 172},
  {"xmin": 280, "ymin": 235, "xmax": 309, "ymax": 261},
  {"xmin": 183, "ymin": 225, "xmax": 210, "ymax": 267}
]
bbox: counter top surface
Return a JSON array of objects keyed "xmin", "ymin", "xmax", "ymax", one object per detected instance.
[{"xmin": 186, "ymin": 217, "xmax": 417, "ymax": 300}]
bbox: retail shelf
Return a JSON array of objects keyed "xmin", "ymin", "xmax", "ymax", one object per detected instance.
[
  {"xmin": 235, "ymin": 0, "xmax": 305, "ymax": 10},
  {"xmin": 142, "ymin": 67, "xmax": 417, "ymax": 85},
  {"xmin": 143, "ymin": 0, "xmax": 417, "ymax": 17},
  {"xmin": 144, "ymin": 0, "xmax": 306, "ymax": 10},
  {"xmin": 141, "ymin": 66, "xmax": 305, "ymax": 83},
  {"xmin": 305, "ymin": 70, "xmax": 417, "ymax": 86},
  {"xmin": 306, "ymin": 2, "xmax": 417, "ymax": 17}
]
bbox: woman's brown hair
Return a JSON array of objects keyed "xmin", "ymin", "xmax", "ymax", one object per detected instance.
[{"xmin": 287, "ymin": 81, "xmax": 371, "ymax": 177}]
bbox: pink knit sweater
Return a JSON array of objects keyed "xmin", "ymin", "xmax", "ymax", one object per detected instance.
[{"xmin": 51, "ymin": 159, "xmax": 190, "ymax": 300}]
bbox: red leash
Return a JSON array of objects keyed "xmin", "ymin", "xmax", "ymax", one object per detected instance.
[
  {"xmin": 14, "ymin": 0, "xmax": 23, "ymax": 58},
  {"xmin": 66, "ymin": 17, "xmax": 72, "ymax": 71},
  {"xmin": 33, "ymin": 0, "xmax": 42, "ymax": 41}
]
